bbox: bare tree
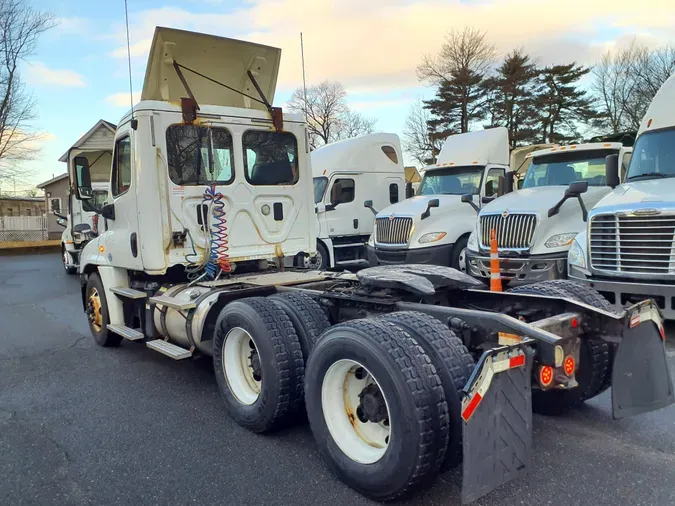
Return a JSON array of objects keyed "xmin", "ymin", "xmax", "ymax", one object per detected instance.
[
  {"xmin": 0, "ymin": 0, "xmax": 55, "ymax": 184},
  {"xmin": 402, "ymin": 98, "xmax": 442, "ymax": 165},
  {"xmin": 417, "ymin": 27, "xmax": 496, "ymax": 134},
  {"xmin": 287, "ymin": 81, "xmax": 375, "ymax": 148},
  {"xmin": 592, "ymin": 40, "xmax": 675, "ymax": 133}
]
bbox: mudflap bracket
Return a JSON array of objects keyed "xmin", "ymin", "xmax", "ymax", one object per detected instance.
[{"xmin": 461, "ymin": 343, "xmax": 535, "ymax": 504}]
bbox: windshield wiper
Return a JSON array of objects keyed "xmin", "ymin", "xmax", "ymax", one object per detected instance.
[{"xmin": 627, "ymin": 172, "xmax": 673, "ymax": 180}]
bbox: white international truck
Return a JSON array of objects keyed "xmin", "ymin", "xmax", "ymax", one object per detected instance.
[
  {"xmin": 308, "ymin": 133, "xmax": 405, "ymax": 269},
  {"xmin": 568, "ymin": 73, "xmax": 675, "ymax": 319},
  {"xmin": 466, "ymin": 142, "xmax": 629, "ymax": 284},
  {"xmin": 365, "ymin": 128, "xmax": 550, "ymax": 271},
  {"xmin": 58, "ymin": 120, "xmax": 115, "ymax": 273},
  {"xmin": 71, "ymin": 27, "xmax": 673, "ymax": 505}
]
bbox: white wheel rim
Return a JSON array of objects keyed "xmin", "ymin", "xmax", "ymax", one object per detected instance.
[
  {"xmin": 223, "ymin": 327, "xmax": 262, "ymax": 405},
  {"xmin": 458, "ymin": 247, "xmax": 467, "ymax": 272},
  {"xmin": 321, "ymin": 359, "xmax": 391, "ymax": 464},
  {"xmin": 304, "ymin": 250, "xmax": 323, "ymax": 269}
]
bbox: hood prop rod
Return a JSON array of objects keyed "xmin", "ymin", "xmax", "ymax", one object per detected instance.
[{"xmin": 171, "ymin": 61, "xmax": 283, "ymax": 131}]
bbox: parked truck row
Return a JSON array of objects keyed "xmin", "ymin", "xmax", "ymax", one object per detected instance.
[{"xmin": 64, "ymin": 27, "xmax": 674, "ymax": 505}]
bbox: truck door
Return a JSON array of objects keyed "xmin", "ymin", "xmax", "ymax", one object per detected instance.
[{"xmin": 324, "ymin": 175, "xmax": 360, "ymax": 237}]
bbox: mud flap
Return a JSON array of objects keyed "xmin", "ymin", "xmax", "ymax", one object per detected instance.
[
  {"xmin": 461, "ymin": 346, "xmax": 534, "ymax": 504},
  {"xmin": 612, "ymin": 301, "xmax": 674, "ymax": 419}
]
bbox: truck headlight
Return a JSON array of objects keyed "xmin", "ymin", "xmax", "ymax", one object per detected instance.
[
  {"xmin": 419, "ymin": 232, "xmax": 447, "ymax": 244},
  {"xmin": 545, "ymin": 233, "xmax": 577, "ymax": 248},
  {"xmin": 467, "ymin": 230, "xmax": 478, "ymax": 252},
  {"xmin": 568, "ymin": 239, "xmax": 586, "ymax": 269},
  {"xmin": 368, "ymin": 233, "xmax": 374, "ymax": 247}
]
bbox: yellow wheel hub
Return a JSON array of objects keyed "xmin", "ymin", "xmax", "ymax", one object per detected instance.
[{"xmin": 88, "ymin": 288, "xmax": 103, "ymax": 332}]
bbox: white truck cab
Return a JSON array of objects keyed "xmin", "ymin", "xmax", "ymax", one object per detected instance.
[
  {"xmin": 466, "ymin": 142, "xmax": 623, "ymax": 284},
  {"xmin": 366, "ymin": 127, "xmax": 511, "ymax": 271},
  {"xmin": 58, "ymin": 120, "xmax": 114, "ymax": 273},
  {"xmin": 309, "ymin": 133, "xmax": 405, "ymax": 269},
  {"xmin": 569, "ymin": 73, "xmax": 675, "ymax": 318}
]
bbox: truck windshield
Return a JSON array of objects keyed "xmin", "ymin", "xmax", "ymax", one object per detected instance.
[
  {"xmin": 416, "ymin": 166, "xmax": 483, "ymax": 196},
  {"xmin": 626, "ymin": 128, "xmax": 675, "ymax": 181},
  {"xmin": 313, "ymin": 177, "xmax": 328, "ymax": 203},
  {"xmin": 522, "ymin": 150, "xmax": 614, "ymax": 188}
]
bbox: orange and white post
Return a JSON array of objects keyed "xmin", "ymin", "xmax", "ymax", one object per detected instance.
[{"xmin": 489, "ymin": 228, "xmax": 502, "ymax": 292}]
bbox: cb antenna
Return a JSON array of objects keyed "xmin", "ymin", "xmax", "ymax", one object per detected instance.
[
  {"xmin": 300, "ymin": 32, "xmax": 308, "ymax": 123},
  {"xmin": 124, "ymin": 0, "xmax": 137, "ymax": 130}
]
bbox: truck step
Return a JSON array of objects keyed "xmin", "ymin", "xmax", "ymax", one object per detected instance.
[
  {"xmin": 149, "ymin": 295, "xmax": 196, "ymax": 311},
  {"xmin": 110, "ymin": 287, "xmax": 148, "ymax": 300},
  {"xmin": 333, "ymin": 242, "xmax": 366, "ymax": 249},
  {"xmin": 107, "ymin": 324, "xmax": 144, "ymax": 341},
  {"xmin": 335, "ymin": 259, "xmax": 368, "ymax": 267},
  {"xmin": 146, "ymin": 340, "xmax": 193, "ymax": 360}
]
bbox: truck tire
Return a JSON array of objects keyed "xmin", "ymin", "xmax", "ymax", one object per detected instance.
[
  {"xmin": 268, "ymin": 291, "xmax": 330, "ymax": 360},
  {"xmin": 296, "ymin": 241, "xmax": 329, "ymax": 270},
  {"xmin": 450, "ymin": 235, "xmax": 469, "ymax": 273},
  {"xmin": 213, "ymin": 297, "xmax": 305, "ymax": 433},
  {"xmin": 305, "ymin": 319, "xmax": 448, "ymax": 501},
  {"xmin": 62, "ymin": 247, "xmax": 76, "ymax": 275},
  {"xmin": 85, "ymin": 272, "xmax": 122, "ymax": 347},
  {"xmin": 533, "ymin": 280, "xmax": 616, "ymax": 396},
  {"xmin": 378, "ymin": 311, "xmax": 474, "ymax": 470},
  {"xmin": 507, "ymin": 282, "xmax": 609, "ymax": 414}
]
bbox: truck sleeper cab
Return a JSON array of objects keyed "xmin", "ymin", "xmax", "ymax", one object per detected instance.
[
  {"xmin": 467, "ymin": 143, "xmax": 624, "ymax": 284},
  {"xmin": 569, "ymin": 73, "xmax": 675, "ymax": 318}
]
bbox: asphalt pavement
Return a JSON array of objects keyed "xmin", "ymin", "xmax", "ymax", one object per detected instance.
[{"xmin": 2, "ymin": 253, "xmax": 675, "ymax": 506}]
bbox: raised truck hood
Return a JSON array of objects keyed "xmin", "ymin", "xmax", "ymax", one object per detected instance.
[
  {"xmin": 480, "ymin": 186, "xmax": 612, "ymax": 255},
  {"xmin": 141, "ymin": 27, "xmax": 281, "ymax": 111},
  {"xmin": 593, "ymin": 179, "xmax": 675, "ymax": 209}
]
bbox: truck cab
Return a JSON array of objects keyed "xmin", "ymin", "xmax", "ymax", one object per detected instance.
[
  {"xmin": 366, "ymin": 127, "xmax": 510, "ymax": 271},
  {"xmin": 569, "ymin": 73, "xmax": 675, "ymax": 318},
  {"xmin": 466, "ymin": 142, "xmax": 623, "ymax": 284},
  {"xmin": 308, "ymin": 133, "xmax": 405, "ymax": 269},
  {"xmin": 59, "ymin": 120, "xmax": 115, "ymax": 274}
]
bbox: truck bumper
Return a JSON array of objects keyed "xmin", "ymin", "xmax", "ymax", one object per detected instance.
[
  {"xmin": 569, "ymin": 265, "xmax": 675, "ymax": 320},
  {"xmin": 467, "ymin": 250, "xmax": 567, "ymax": 283},
  {"xmin": 366, "ymin": 243, "xmax": 453, "ymax": 266}
]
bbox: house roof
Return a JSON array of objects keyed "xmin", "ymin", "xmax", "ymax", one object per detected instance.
[
  {"xmin": 58, "ymin": 119, "xmax": 117, "ymax": 162},
  {"xmin": 0, "ymin": 196, "xmax": 44, "ymax": 202},
  {"xmin": 37, "ymin": 172, "xmax": 68, "ymax": 189}
]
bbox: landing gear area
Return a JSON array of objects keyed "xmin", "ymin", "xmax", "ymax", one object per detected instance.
[{"xmin": 80, "ymin": 264, "xmax": 674, "ymax": 503}]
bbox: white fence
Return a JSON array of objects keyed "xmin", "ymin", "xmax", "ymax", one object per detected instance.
[{"xmin": 0, "ymin": 215, "xmax": 48, "ymax": 242}]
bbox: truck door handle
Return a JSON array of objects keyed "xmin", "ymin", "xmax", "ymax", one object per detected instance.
[
  {"xmin": 273, "ymin": 202, "xmax": 283, "ymax": 221},
  {"xmin": 353, "ymin": 219, "xmax": 358, "ymax": 229}
]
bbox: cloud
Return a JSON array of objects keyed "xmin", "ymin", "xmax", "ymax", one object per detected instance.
[
  {"xmin": 107, "ymin": 0, "xmax": 675, "ymax": 96},
  {"xmin": 25, "ymin": 62, "xmax": 86, "ymax": 87},
  {"xmin": 105, "ymin": 91, "xmax": 142, "ymax": 108}
]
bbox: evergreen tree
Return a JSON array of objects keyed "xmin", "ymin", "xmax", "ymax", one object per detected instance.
[{"xmin": 535, "ymin": 64, "xmax": 598, "ymax": 143}]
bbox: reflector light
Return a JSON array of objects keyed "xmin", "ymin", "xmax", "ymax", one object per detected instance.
[
  {"xmin": 659, "ymin": 325, "xmax": 666, "ymax": 341},
  {"xmin": 564, "ymin": 356, "xmax": 575, "ymax": 376},
  {"xmin": 647, "ymin": 119, "xmax": 653, "ymax": 127},
  {"xmin": 461, "ymin": 392, "xmax": 483, "ymax": 422},
  {"xmin": 540, "ymin": 365, "xmax": 554, "ymax": 387},
  {"xmin": 571, "ymin": 317, "xmax": 578, "ymax": 328}
]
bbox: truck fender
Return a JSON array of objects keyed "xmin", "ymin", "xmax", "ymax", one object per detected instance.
[{"xmin": 318, "ymin": 237, "xmax": 335, "ymax": 268}]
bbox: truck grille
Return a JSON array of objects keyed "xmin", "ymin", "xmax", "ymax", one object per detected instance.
[
  {"xmin": 375, "ymin": 217, "xmax": 413, "ymax": 245},
  {"xmin": 590, "ymin": 214, "xmax": 675, "ymax": 274},
  {"xmin": 479, "ymin": 214, "xmax": 537, "ymax": 249}
]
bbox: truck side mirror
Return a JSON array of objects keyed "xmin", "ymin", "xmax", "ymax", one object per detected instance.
[
  {"xmin": 421, "ymin": 198, "xmax": 439, "ymax": 220},
  {"xmin": 461, "ymin": 194, "xmax": 480, "ymax": 214},
  {"xmin": 363, "ymin": 200, "xmax": 377, "ymax": 216},
  {"xmin": 565, "ymin": 181, "xmax": 588, "ymax": 197},
  {"xmin": 605, "ymin": 154, "xmax": 620, "ymax": 188},
  {"xmin": 74, "ymin": 156, "xmax": 93, "ymax": 200},
  {"xmin": 549, "ymin": 181, "xmax": 589, "ymax": 221},
  {"xmin": 73, "ymin": 223, "xmax": 92, "ymax": 234},
  {"xmin": 405, "ymin": 182, "xmax": 414, "ymax": 199},
  {"xmin": 502, "ymin": 172, "xmax": 515, "ymax": 195},
  {"xmin": 56, "ymin": 218, "xmax": 67, "ymax": 228}
]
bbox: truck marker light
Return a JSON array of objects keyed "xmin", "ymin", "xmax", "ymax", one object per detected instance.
[
  {"xmin": 659, "ymin": 324, "xmax": 666, "ymax": 341},
  {"xmin": 539, "ymin": 365, "xmax": 554, "ymax": 387},
  {"xmin": 647, "ymin": 119, "xmax": 653, "ymax": 127},
  {"xmin": 509, "ymin": 354, "xmax": 525, "ymax": 368},
  {"xmin": 570, "ymin": 145, "xmax": 577, "ymax": 149},
  {"xmin": 560, "ymin": 146, "xmax": 567, "ymax": 150},
  {"xmin": 461, "ymin": 393, "xmax": 483, "ymax": 422},
  {"xmin": 99, "ymin": 246, "xmax": 105, "ymax": 253},
  {"xmin": 630, "ymin": 313, "xmax": 640, "ymax": 328},
  {"xmin": 555, "ymin": 345, "xmax": 564, "ymax": 366},
  {"xmin": 570, "ymin": 317, "xmax": 578, "ymax": 328},
  {"xmin": 564, "ymin": 356, "xmax": 575, "ymax": 376}
]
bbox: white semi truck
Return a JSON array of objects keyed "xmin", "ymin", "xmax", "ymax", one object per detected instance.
[
  {"xmin": 307, "ymin": 133, "xmax": 405, "ymax": 269},
  {"xmin": 58, "ymin": 120, "xmax": 115, "ymax": 273},
  {"xmin": 71, "ymin": 27, "xmax": 673, "ymax": 504},
  {"xmin": 568, "ymin": 73, "xmax": 675, "ymax": 319},
  {"xmin": 466, "ymin": 142, "xmax": 627, "ymax": 284}
]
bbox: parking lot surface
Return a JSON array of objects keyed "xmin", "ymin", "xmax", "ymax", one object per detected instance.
[{"xmin": 2, "ymin": 253, "xmax": 675, "ymax": 506}]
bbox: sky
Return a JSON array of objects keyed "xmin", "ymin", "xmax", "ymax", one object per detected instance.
[{"xmin": 13, "ymin": 0, "xmax": 675, "ymax": 190}]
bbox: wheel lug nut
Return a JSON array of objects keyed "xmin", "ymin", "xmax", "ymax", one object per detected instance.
[{"xmin": 354, "ymin": 367, "xmax": 367, "ymax": 380}]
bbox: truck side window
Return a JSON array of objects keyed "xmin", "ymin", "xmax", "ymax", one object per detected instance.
[
  {"xmin": 330, "ymin": 178, "xmax": 355, "ymax": 204},
  {"xmin": 484, "ymin": 168, "xmax": 505, "ymax": 197},
  {"xmin": 389, "ymin": 183, "xmax": 399, "ymax": 204},
  {"xmin": 166, "ymin": 125, "xmax": 234, "ymax": 186},
  {"xmin": 243, "ymin": 130, "xmax": 298, "ymax": 186},
  {"xmin": 111, "ymin": 136, "xmax": 132, "ymax": 197}
]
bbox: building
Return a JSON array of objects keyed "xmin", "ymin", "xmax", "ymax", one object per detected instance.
[
  {"xmin": 36, "ymin": 173, "xmax": 69, "ymax": 239},
  {"xmin": 0, "ymin": 196, "xmax": 45, "ymax": 217}
]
